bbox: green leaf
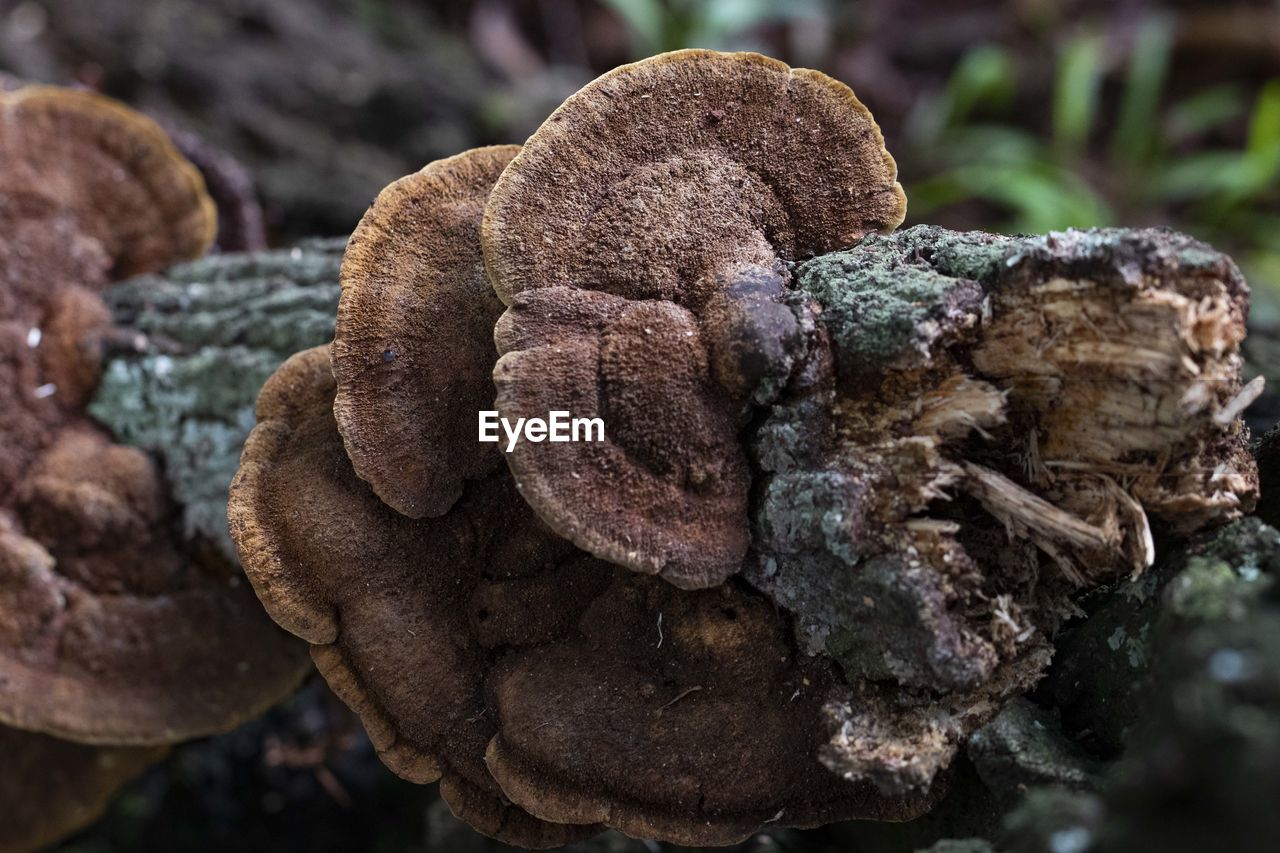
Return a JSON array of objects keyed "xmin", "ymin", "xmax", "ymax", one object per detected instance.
[
  {"xmin": 909, "ymin": 163, "xmax": 1111, "ymax": 233},
  {"xmin": 1247, "ymin": 79, "xmax": 1280, "ymax": 158},
  {"xmin": 906, "ymin": 45, "xmax": 1015, "ymax": 148},
  {"xmin": 1054, "ymin": 33, "xmax": 1105, "ymax": 155},
  {"xmin": 945, "ymin": 44, "xmax": 1016, "ymax": 124},
  {"xmin": 941, "ymin": 124, "xmax": 1044, "ymax": 168},
  {"xmin": 1143, "ymin": 151, "xmax": 1250, "ymax": 201},
  {"xmin": 1110, "ymin": 15, "xmax": 1173, "ymax": 164},
  {"xmin": 1167, "ymin": 86, "xmax": 1249, "ymax": 142},
  {"xmin": 702, "ymin": 0, "xmax": 824, "ymax": 35}
]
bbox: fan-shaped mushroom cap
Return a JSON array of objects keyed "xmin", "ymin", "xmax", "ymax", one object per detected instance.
[
  {"xmin": 493, "ymin": 286, "xmax": 750, "ymax": 588},
  {"xmin": 0, "ymin": 85, "xmax": 216, "ymax": 278},
  {"xmin": 483, "ymin": 50, "xmax": 904, "ymax": 587},
  {"xmin": 0, "ymin": 726, "xmax": 165, "ymax": 853},
  {"xmin": 231, "ymin": 348, "xmax": 951, "ymax": 846},
  {"xmin": 333, "ymin": 146, "xmax": 520, "ymax": 518},
  {"xmin": 0, "ymin": 85, "xmax": 306, "ymax": 744},
  {"xmin": 230, "ymin": 346, "xmax": 604, "ymax": 848},
  {"xmin": 0, "ymin": 444, "xmax": 307, "ymax": 743},
  {"xmin": 485, "ymin": 572, "xmax": 942, "ymax": 845},
  {"xmin": 483, "ymin": 50, "xmax": 904, "ymax": 305},
  {"xmin": 0, "ymin": 85, "xmax": 216, "ymax": 498}
]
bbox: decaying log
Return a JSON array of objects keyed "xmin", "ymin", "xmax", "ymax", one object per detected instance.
[
  {"xmin": 745, "ymin": 225, "xmax": 1258, "ymax": 791},
  {"xmin": 89, "ymin": 225, "xmax": 1264, "ymax": 816}
]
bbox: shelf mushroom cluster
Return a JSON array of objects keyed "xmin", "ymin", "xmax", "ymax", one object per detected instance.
[
  {"xmin": 0, "ymin": 86, "xmax": 309, "ymax": 852},
  {"xmin": 229, "ymin": 50, "xmax": 1260, "ymax": 846}
]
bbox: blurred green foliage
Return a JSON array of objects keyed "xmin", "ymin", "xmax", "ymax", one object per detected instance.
[
  {"xmin": 905, "ymin": 16, "xmax": 1280, "ymax": 296},
  {"xmin": 598, "ymin": 0, "xmax": 824, "ymax": 53}
]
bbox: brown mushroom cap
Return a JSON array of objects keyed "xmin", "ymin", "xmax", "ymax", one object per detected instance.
[
  {"xmin": 0, "ymin": 85, "xmax": 216, "ymax": 278},
  {"xmin": 485, "ymin": 572, "xmax": 941, "ymax": 845},
  {"xmin": 332, "ymin": 146, "xmax": 520, "ymax": 518},
  {"xmin": 483, "ymin": 50, "xmax": 904, "ymax": 587},
  {"xmin": 231, "ymin": 348, "xmax": 950, "ymax": 845},
  {"xmin": 0, "ymin": 85, "xmax": 305, "ymax": 744},
  {"xmin": 483, "ymin": 50, "xmax": 904, "ymax": 305},
  {"xmin": 0, "ymin": 85, "xmax": 215, "ymax": 499},
  {"xmin": 0, "ymin": 725, "xmax": 165, "ymax": 853},
  {"xmin": 493, "ymin": 286, "xmax": 750, "ymax": 588},
  {"xmin": 0, "ymin": 444, "xmax": 307, "ymax": 743},
  {"xmin": 230, "ymin": 346, "xmax": 604, "ymax": 848}
]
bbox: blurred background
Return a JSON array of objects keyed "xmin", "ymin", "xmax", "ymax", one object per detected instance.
[{"xmin": 3, "ymin": 0, "xmax": 1279, "ymax": 850}]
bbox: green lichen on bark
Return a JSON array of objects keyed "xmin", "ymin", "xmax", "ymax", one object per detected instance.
[
  {"xmin": 89, "ymin": 240, "xmax": 344, "ymax": 560},
  {"xmin": 792, "ymin": 238, "xmax": 988, "ymax": 372},
  {"xmin": 754, "ymin": 224, "xmax": 1254, "ymax": 698},
  {"xmin": 791, "ymin": 224, "xmax": 1247, "ymax": 382}
]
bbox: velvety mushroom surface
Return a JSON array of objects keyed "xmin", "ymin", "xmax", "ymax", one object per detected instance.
[
  {"xmin": 333, "ymin": 146, "xmax": 520, "ymax": 518},
  {"xmin": 0, "ymin": 84, "xmax": 309, "ymax": 744},
  {"xmin": 231, "ymin": 139, "xmax": 949, "ymax": 845},
  {"xmin": 479, "ymin": 52, "xmax": 1258, "ymax": 798},
  {"xmin": 231, "ymin": 346, "xmax": 603, "ymax": 848},
  {"xmin": 484, "ymin": 570, "xmax": 951, "ymax": 844},
  {"xmin": 0, "ymin": 86, "xmax": 216, "ymax": 277},
  {"xmin": 0, "ymin": 725, "xmax": 165, "ymax": 853},
  {"xmin": 231, "ymin": 346, "xmax": 949, "ymax": 846},
  {"xmin": 483, "ymin": 49, "xmax": 906, "ymax": 588}
]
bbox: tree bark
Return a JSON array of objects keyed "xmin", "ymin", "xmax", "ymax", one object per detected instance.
[{"xmin": 90, "ymin": 239, "xmax": 344, "ymax": 562}]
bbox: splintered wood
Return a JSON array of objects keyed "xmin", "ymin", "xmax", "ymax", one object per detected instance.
[
  {"xmin": 759, "ymin": 228, "xmax": 1258, "ymax": 795},
  {"xmin": 837, "ymin": 253, "xmax": 1257, "ymax": 595}
]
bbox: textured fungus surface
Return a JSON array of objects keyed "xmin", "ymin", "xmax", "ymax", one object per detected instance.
[
  {"xmin": 225, "ymin": 51, "xmax": 1262, "ymax": 846},
  {"xmin": 0, "ymin": 84, "xmax": 308, "ymax": 744},
  {"xmin": 484, "ymin": 571, "xmax": 943, "ymax": 844},
  {"xmin": 484, "ymin": 49, "xmax": 906, "ymax": 588},
  {"xmin": 0, "ymin": 726, "xmax": 165, "ymax": 853},
  {"xmin": 228, "ymin": 139, "xmax": 950, "ymax": 843},
  {"xmin": 230, "ymin": 347, "xmax": 944, "ymax": 847},
  {"xmin": 334, "ymin": 146, "xmax": 520, "ymax": 518},
  {"xmin": 230, "ymin": 346, "xmax": 601, "ymax": 849},
  {"xmin": 0, "ymin": 86, "xmax": 216, "ymax": 278}
]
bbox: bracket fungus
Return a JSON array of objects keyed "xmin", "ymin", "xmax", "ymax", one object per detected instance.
[
  {"xmin": 232, "ymin": 326, "xmax": 939, "ymax": 848},
  {"xmin": 0, "ymin": 726, "xmax": 164, "ymax": 853},
  {"xmin": 0, "ymin": 84, "xmax": 308, "ymax": 745},
  {"xmin": 231, "ymin": 142, "xmax": 942, "ymax": 847},
  {"xmin": 332, "ymin": 146, "xmax": 520, "ymax": 518},
  {"xmin": 230, "ymin": 51, "xmax": 1260, "ymax": 847},
  {"xmin": 484, "ymin": 49, "xmax": 906, "ymax": 588},
  {"xmin": 232, "ymin": 345, "xmax": 609, "ymax": 848}
]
